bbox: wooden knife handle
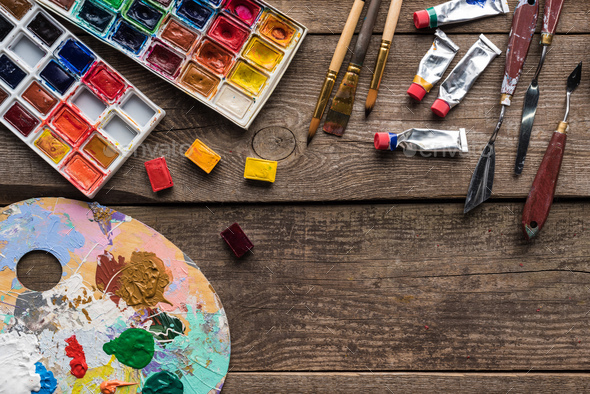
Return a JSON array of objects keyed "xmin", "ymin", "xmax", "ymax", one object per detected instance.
[
  {"xmin": 522, "ymin": 124, "xmax": 567, "ymax": 240},
  {"xmin": 541, "ymin": 0, "xmax": 566, "ymax": 44},
  {"xmin": 500, "ymin": 0, "xmax": 539, "ymax": 102}
]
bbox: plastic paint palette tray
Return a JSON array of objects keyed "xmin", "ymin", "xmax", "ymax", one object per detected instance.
[
  {"xmin": 37, "ymin": 0, "xmax": 307, "ymax": 128},
  {"xmin": 0, "ymin": 0, "xmax": 165, "ymax": 198}
]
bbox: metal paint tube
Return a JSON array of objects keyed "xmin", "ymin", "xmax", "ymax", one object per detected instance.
[
  {"xmin": 414, "ymin": 0, "xmax": 509, "ymax": 29},
  {"xmin": 431, "ymin": 34, "xmax": 501, "ymax": 117},
  {"xmin": 407, "ymin": 29, "xmax": 459, "ymax": 101},
  {"xmin": 374, "ymin": 128, "xmax": 468, "ymax": 153}
]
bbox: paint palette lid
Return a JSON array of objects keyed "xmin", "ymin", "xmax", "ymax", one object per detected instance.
[{"xmin": 0, "ymin": 198, "xmax": 230, "ymax": 393}]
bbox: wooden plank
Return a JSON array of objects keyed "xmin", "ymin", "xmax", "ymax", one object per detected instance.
[
  {"xmin": 1, "ymin": 33, "xmax": 589, "ymax": 204},
  {"xmin": 222, "ymin": 372, "xmax": 590, "ymax": 392},
  {"xmin": 54, "ymin": 0, "xmax": 590, "ymax": 36},
  {"xmin": 11, "ymin": 201, "xmax": 590, "ymax": 370}
]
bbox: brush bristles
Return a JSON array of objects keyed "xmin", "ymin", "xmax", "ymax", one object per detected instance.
[
  {"xmin": 365, "ymin": 89, "xmax": 378, "ymax": 117},
  {"xmin": 323, "ymin": 110, "xmax": 350, "ymax": 137},
  {"xmin": 307, "ymin": 118, "xmax": 320, "ymax": 144}
]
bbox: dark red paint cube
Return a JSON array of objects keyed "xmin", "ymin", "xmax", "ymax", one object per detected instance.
[
  {"xmin": 145, "ymin": 157, "xmax": 174, "ymax": 192},
  {"xmin": 221, "ymin": 223, "xmax": 253, "ymax": 258}
]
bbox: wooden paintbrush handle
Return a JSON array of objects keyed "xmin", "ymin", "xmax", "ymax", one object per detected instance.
[
  {"xmin": 541, "ymin": 0, "xmax": 566, "ymax": 44},
  {"xmin": 500, "ymin": 0, "xmax": 539, "ymax": 104},
  {"xmin": 351, "ymin": 0, "xmax": 383, "ymax": 66},
  {"xmin": 383, "ymin": 0, "xmax": 403, "ymax": 41},
  {"xmin": 522, "ymin": 123, "xmax": 568, "ymax": 240},
  {"xmin": 329, "ymin": 0, "xmax": 366, "ymax": 72}
]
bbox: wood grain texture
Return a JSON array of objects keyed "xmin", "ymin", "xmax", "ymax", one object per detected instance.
[
  {"xmin": 265, "ymin": 0, "xmax": 588, "ymax": 35},
  {"xmin": 222, "ymin": 372, "xmax": 590, "ymax": 393},
  {"xmin": 1, "ymin": 32, "xmax": 589, "ymax": 204},
  {"xmin": 12, "ymin": 201, "xmax": 590, "ymax": 371}
]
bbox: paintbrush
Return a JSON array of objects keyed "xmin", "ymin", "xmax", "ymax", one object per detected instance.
[
  {"xmin": 324, "ymin": 0, "xmax": 383, "ymax": 136},
  {"xmin": 307, "ymin": 0, "xmax": 366, "ymax": 145},
  {"xmin": 365, "ymin": 0, "xmax": 403, "ymax": 117}
]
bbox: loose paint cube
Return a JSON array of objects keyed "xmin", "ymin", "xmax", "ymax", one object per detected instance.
[
  {"xmin": 244, "ymin": 157, "xmax": 277, "ymax": 183},
  {"xmin": 185, "ymin": 138, "xmax": 220, "ymax": 173},
  {"xmin": 145, "ymin": 157, "xmax": 173, "ymax": 191},
  {"xmin": 220, "ymin": 222, "xmax": 253, "ymax": 258}
]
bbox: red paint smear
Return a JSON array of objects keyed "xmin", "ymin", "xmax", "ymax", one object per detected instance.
[
  {"xmin": 65, "ymin": 335, "xmax": 88, "ymax": 378},
  {"xmin": 4, "ymin": 102, "xmax": 39, "ymax": 136},
  {"xmin": 52, "ymin": 105, "xmax": 91, "ymax": 145},
  {"xmin": 84, "ymin": 62, "xmax": 126, "ymax": 102},
  {"xmin": 145, "ymin": 157, "xmax": 173, "ymax": 192},
  {"xmin": 146, "ymin": 43, "xmax": 183, "ymax": 77},
  {"xmin": 226, "ymin": 0, "xmax": 261, "ymax": 26},
  {"xmin": 208, "ymin": 15, "xmax": 249, "ymax": 52},
  {"xmin": 96, "ymin": 251, "xmax": 126, "ymax": 304}
]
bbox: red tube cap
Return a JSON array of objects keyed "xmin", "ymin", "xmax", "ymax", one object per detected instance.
[
  {"xmin": 407, "ymin": 83, "xmax": 427, "ymax": 101},
  {"xmin": 414, "ymin": 10, "xmax": 430, "ymax": 29},
  {"xmin": 374, "ymin": 133, "xmax": 391, "ymax": 150},
  {"xmin": 431, "ymin": 99, "xmax": 451, "ymax": 117}
]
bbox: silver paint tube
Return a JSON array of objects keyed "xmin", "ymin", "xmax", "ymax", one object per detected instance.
[
  {"xmin": 374, "ymin": 128, "xmax": 468, "ymax": 153},
  {"xmin": 431, "ymin": 34, "xmax": 501, "ymax": 117},
  {"xmin": 413, "ymin": 0, "xmax": 509, "ymax": 29},
  {"xmin": 407, "ymin": 29, "xmax": 459, "ymax": 101}
]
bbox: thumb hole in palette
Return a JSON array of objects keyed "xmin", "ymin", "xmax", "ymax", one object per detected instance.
[{"xmin": 16, "ymin": 250, "xmax": 63, "ymax": 291}]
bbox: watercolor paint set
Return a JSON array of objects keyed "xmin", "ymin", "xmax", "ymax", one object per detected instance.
[
  {"xmin": 38, "ymin": 0, "xmax": 307, "ymax": 128},
  {"xmin": 0, "ymin": 0, "xmax": 165, "ymax": 198}
]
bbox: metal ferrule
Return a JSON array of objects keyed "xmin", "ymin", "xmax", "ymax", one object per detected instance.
[
  {"xmin": 430, "ymin": 0, "xmax": 509, "ymax": 27},
  {"xmin": 312, "ymin": 69, "xmax": 338, "ymax": 119},
  {"xmin": 556, "ymin": 121, "xmax": 568, "ymax": 135},
  {"xmin": 438, "ymin": 34, "xmax": 502, "ymax": 108},
  {"xmin": 541, "ymin": 33, "xmax": 554, "ymax": 46},
  {"xmin": 396, "ymin": 128, "xmax": 468, "ymax": 153},
  {"xmin": 414, "ymin": 29, "xmax": 459, "ymax": 92},
  {"xmin": 369, "ymin": 40, "xmax": 391, "ymax": 91}
]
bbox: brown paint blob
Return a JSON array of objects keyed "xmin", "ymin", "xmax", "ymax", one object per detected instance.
[
  {"xmin": 22, "ymin": 81, "xmax": 58, "ymax": 115},
  {"xmin": 0, "ymin": 0, "xmax": 32, "ymax": 19},
  {"xmin": 83, "ymin": 134, "xmax": 119, "ymax": 168},
  {"xmin": 180, "ymin": 62, "xmax": 220, "ymax": 97},
  {"xmin": 116, "ymin": 251, "xmax": 172, "ymax": 308},
  {"xmin": 48, "ymin": 0, "xmax": 76, "ymax": 10},
  {"xmin": 161, "ymin": 19, "xmax": 196, "ymax": 52}
]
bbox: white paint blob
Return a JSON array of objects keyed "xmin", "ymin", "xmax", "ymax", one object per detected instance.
[{"xmin": 0, "ymin": 331, "xmax": 42, "ymax": 394}]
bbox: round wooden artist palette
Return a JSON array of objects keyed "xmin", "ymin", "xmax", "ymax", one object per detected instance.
[{"xmin": 0, "ymin": 198, "xmax": 230, "ymax": 394}]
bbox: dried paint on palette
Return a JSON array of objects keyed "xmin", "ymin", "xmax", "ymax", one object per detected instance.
[
  {"xmin": 0, "ymin": 198, "xmax": 230, "ymax": 394},
  {"xmin": 37, "ymin": 0, "xmax": 307, "ymax": 128},
  {"xmin": 0, "ymin": 1, "xmax": 165, "ymax": 197}
]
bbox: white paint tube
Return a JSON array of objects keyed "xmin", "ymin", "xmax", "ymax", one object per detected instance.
[
  {"xmin": 431, "ymin": 34, "xmax": 501, "ymax": 117},
  {"xmin": 414, "ymin": 0, "xmax": 509, "ymax": 29},
  {"xmin": 407, "ymin": 29, "xmax": 459, "ymax": 101},
  {"xmin": 374, "ymin": 128, "xmax": 468, "ymax": 153}
]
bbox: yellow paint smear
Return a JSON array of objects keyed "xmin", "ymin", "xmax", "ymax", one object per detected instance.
[
  {"xmin": 243, "ymin": 37, "xmax": 283, "ymax": 71},
  {"xmin": 244, "ymin": 157, "xmax": 277, "ymax": 183},
  {"xmin": 185, "ymin": 138, "xmax": 221, "ymax": 174},
  {"xmin": 229, "ymin": 61, "xmax": 268, "ymax": 96}
]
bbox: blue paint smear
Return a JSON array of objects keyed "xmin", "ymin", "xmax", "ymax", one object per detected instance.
[
  {"xmin": 466, "ymin": 0, "xmax": 487, "ymax": 7},
  {"xmin": 0, "ymin": 201, "xmax": 85, "ymax": 271},
  {"xmin": 33, "ymin": 362, "xmax": 57, "ymax": 394}
]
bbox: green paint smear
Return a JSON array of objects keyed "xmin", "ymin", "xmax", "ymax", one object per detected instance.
[
  {"xmin": 150, "ymin": 312, "xmax": 185, "ymax": 343},
  {"xmin": 142, "ymin": 371, "xmax": 183, "ymax": 394},
  {"xmin": 164, "ymin": 305, "xmax": 230, "ymax": 392},
  {"xmin": 103, "ymin": 328, "xmax": 155, "ymax": 369}
]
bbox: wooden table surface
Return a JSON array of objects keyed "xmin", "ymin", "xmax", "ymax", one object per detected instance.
[{"xmin": 4, "ymin": 0, "xmax": 590, "ymax": 392}]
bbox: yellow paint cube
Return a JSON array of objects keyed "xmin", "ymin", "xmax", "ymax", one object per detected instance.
[
  {"xmin": 244, "ymin": 157, "xmax": 277, "ymax": 183},
  {"xmin": 185, "ymin": 138, "xmax": 221, "ymax": 173}
]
